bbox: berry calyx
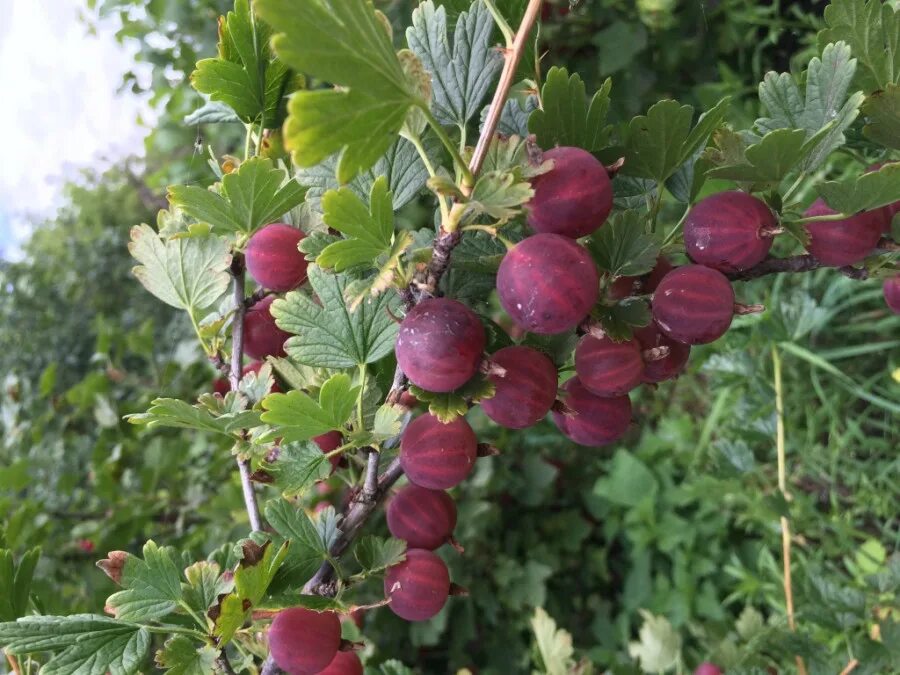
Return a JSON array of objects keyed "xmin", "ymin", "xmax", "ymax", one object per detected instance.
[
  {"xmin": 803, "ymin": 199, "xmax": 883, "ymax": 267},
  {"xmin": 318, "ymin": 651, "xmax": 364, "ymax": 675},
  {"xmin": 497, "ymin": 233, "xmax": 600, "ymax": 334},
  {"xmin": 526, "ymin": 146, "xmax": 613, "ymax": 238},
  {"xmin": 684, "ymin": 191, "xmax": 777, "ymax": 272},
  {"xmin": 480, "ymin": 346, "xmax": 558, "ymax": 429},
  {"xmin": 395, "ymin": 298, "xmax": 486, "ymax": 393},
  {"xmin": 693, "ymin": 664, "xmax": 723, "ymax": 675},
  {"xmin": 633, "ymin": 324, "xmax": 691, "ymax": 383},
  {"xmin": 268, "ymin": 607, "xmax": 341, "ymax": 674},
  {"xmin": 243, "ymin": 295, "xmax": 291, "ymax": 360},
  {"xmin": 608, "ymin": 256, "xmax": 673, "ymax": 300},
  {"xmin": 387, "ymin": 484, "xmax": 457, "ymax": 550},
  {"xmin": 384, "ymin": 548, "xmax": 451, "ymax": 622},
  {"xmin": 314, "ymin": 430, "xmax": 344, "ymax": 469},
  {"xmin": 400, "ymin": 413, "xmax": 477, "ymax": 490},
  {"xmin": 552, "ymin": 376, "xmax": 632, "ymax": 446},
  {"xmin": 574, "ymin": 333, "xmax": 643, "ymax": 397},
  {"xmin": 245, "ymin": 223, "xmax": 309, "ymax": 292},
  {"xmin": 884, "ymin": 275, "xmax": 900, "ymax": 314},
  {"xmin": 651, "ymin": 265, "xmax": 735, "ymax": 345}
]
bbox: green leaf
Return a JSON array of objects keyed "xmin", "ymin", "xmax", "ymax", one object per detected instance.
[
  {"xmin": 592, "ymin": 298, "xmax": 652, "ymax": 342},
  {"xmin": 272, "ymin": 266, "xmax": 400, "ymax": 368},
  {"xmin": 593, "ymin": 450, "xmax": 658, "ymax": 507},
  {"xmin": 255, "ymin": 0, "xmax": 422, "ymax": 182},
  {"xmin": 627, "ymin": 610, "xmax": 682, "ymax": 674},
  {"xmin": 409, "ymin": 376, "xmax": 495, "ymax": 423},
  {"xmin": 184, "ymin": 100, "xmax": 242, "ymax": 125},
  {"xmin": 155, "ymin": 636, "xmax": 217, "ymax": 675},
  {"xmin": 705, "ymin": 127, "xmax": 821, "ymax": 187},
  {"xmin": 128, "ymin": 226, "xmax": 231, "ymax": 312},
  {"xmin": 264, "ymin": 441, "xmax": 333, "ymax": 496},
  {"xmin": 209, "ymin": 592, "xmax": 246, "ymax": 644},
  {"xmin": 190, "ymin": 0, "xmax": 291, "ymax": 126},
  {"xmin": 862, "ymin": 82, "xmax": 900, "ymax": 149},
  {"xmin": 0, "ymin": 547, "xmax": 40, "ymax": 621},
  {"xmin": 819, "ymin": 0, "xmax": 900, "ymax": 91},
  {"xmin": 318, "ymin": 177, "xmax": 395, "ymax": 271},
  {"xmin": 258, "ymin": 594, "xmax": 347, "ymax": 612},
  {"xmin": 530, "ymin": 607, "xmax": 575, "ymax": 675},
  {"xmin": 407, "ymin": 0, "xmax": 502, "ymax": 128},
  {"xmin": 817, "ymin": 162, "xmax": 900, "ymax": 212},
  {"xmin": 0, "ymin": 615, "xmax": 150, "ymax": 675},
  {"xmin": 233, "ymin": 540, "xmax": 290, "ymax": 606},
  {"xmin": 260, "ymin": 373, "xmax": 359, "ymax": 442},
  {"xmin": 168, "ymin": 157, "xmax": 307, "ymax": 235},
  {"xmin": 354, "ymin": 536, "xmax": 407, "ymax": 574},
  {"xmin": 106, "ymin": 541, "xmax": 183, "ymax": 622},
  {"xmin": 585, "ymin": 210, "xmax": 660, "ymax": 278},
  {"xmin": 265, "ymin": 500, "xmax": 342, "ymax": 557},
  {"xmin": 622, "ymin": 100, "xmax": 692, "ymax": 184},
  {"xmin": 182, "ymin": 561, "xmax": 231, "ymax": 617},
  {"xmin": 127, "ymin": 398, "xmax": 261, "ymax": 437},
  {"xmin": 529, "ymin": 67, "xmax": 612, "ymax": 152},
  {"xmin": 466, "ymin": 170, "xmax": 535, "ymax": 222}
]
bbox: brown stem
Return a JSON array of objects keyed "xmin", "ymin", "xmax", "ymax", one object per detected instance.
[{"xmin": 727, "ymin": 255, "xmax": 869, "ymax": 282}]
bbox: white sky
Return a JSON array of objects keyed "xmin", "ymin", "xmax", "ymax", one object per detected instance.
[{"xmin": 0, "ymin": 0, "xmax": 152, "ymax": 259}]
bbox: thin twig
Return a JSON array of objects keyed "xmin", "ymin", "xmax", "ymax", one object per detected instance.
[
  {"xmin": 362, "ymin": 450, "xmax": 381, "ymax": 500},
  {"xmin": 839, "ymin": 659, "xmax": 859, "ymax": 675},
  {"xmin": 5, "ymin": 651, "xmax": 20, "ymax": 675},
  {"xmin": 727, "ymin": 255, "xmax": 869, "ymax": 282}
]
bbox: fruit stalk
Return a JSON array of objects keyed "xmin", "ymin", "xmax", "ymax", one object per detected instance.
[{"xmin": 726, "ymin": 254, "xmax": 870, "ymax": 282}]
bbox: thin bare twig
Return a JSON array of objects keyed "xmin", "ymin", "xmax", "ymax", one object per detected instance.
[
  {"xmin": 728, "ymin": 255, "xmax": 869, "ymax": 282},
  {"xmin": 362, "ymin": 450, "xmax": 381, "ymax": 500}
]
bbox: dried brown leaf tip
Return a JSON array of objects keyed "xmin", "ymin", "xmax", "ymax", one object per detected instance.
[{"xmin": 96, "ymin": 550, "xmax": 129, "ymax": 585}]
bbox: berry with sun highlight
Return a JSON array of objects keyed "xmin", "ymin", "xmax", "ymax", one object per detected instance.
[
  {"xmin": 245, "ymin": 223, "xmax": 308, "ymax": 292},
  {"xmin": 268, "ymin": 607, "xmax": 341, "ymax": 675}
]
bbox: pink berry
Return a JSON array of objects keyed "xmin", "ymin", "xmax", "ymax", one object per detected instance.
[
  {"xmin": 633, "ymin": 324, "xmax": 691, "ymax": 383},
  {"xmin": 684, "ymin": 191, "xmax": 776, "ymax": 272},
  {"xmin": 400, "ymin": 413, "xmax": 477, "ymax": 490},
  {"xmin": 269, "ymin": 607, "xmax": 341, "ymax": 674},
  {"xmin": 395, "ymin": 298, "xmax": 486, "ymax": 393},
  {"xmin": 245, "ymin": 223, "xmax": 308, "ymax": 292},
  {"xmin": 384, "ymin": 549, "xmax": 450, "ymax": 622},
  {"xmin": 694, "ymin": 663, "xmax": 723, "ymax": 675},
  {"xmin": 652, "ymin": 265, "xmax": 734, "ymax": 345},
  {"xmin": 608, "ymin": 256, "xmax": 674, "ymax": 300},
  {"xmin": 552, "ymin": 377, "xmax": 631, "ymax": 446},
  {"xmin": 803, "ymin": 199, "xmax": 883, "ymax": 267},
  {"xmin": 243, "ymin": 295, "xmax": 291, "ymax": 360},
  {"xmin": 885, "ymin": 275, "xmax": 900, "ymax": 314},
  {"xmin": 574, "ymin": 334, "xmax": 643, "ymax": 396},
  {"xmin": 481, "ymin": 346, "xmax": 558, "ymax": 428},
  {"xmin": 527, "ymin": 147, "xmax": 613, "ymax": 238},
  {"xmin": 497, "ymin": 234, "xmax": 599, "ymax": 334},
  {"xmin": 387, "ymin": 484, "xmax": 457, "ymax": 550},
  {"xmin": 314, "ymin": 430, "xmax": 344, "ymax": 469},
  {"xmin": 318, "ymin": 651, "xmax": 364, "ymax": 675}
]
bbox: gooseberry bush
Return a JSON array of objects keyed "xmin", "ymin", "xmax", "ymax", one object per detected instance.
[{"xmin": 1, "ymin": 0, "xmax": 899, "ymax": 673}]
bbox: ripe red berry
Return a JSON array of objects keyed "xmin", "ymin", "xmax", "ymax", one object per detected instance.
[
  {"xmin": 314, "ymin": 430, "xmax": 344, "ymax": 469},
  {"xmin": 384, "ymin": 548, "xmax": 450, "ymax": 622},
  {"xmin": 652, "ymin": 265, "xmax": 734, "ymax": 344},
  {"xmin": 318, "ymin": 651, "xmax": 364, "ymax": 675},
  {"xmin": 395, "ymin": 298, "xmax": 486, "ymax": 392},
  {"xmin": 884, "ymin": 275, "xmax": 900, "ymax": 314},
  {"xmin": 243, "ymin": 295, "xmax": 291, "ymax": 360},
  {"xmin": 245, "ymin": 223, "xmax": 308, "ymax": 292},
  {"xmin": 526, "ymin": 147, "xmax": 613, "ymax": 238},
  {"xmin": 400, "ymin": 413, "xmax": 477, "ymax": 490},
  {"xmin": 633, "ymin": 324, "xmax": 691, "ymax": 383},
  {"xmin": 480, "ymin": 346, "xmax": 558, "ymax": 428},
  {"xmin": 213, "ymin": 377, "xmax": 230, "ymax": 396},
  {"xmin": 552, "ymin": 377, "xmax": 631, "ymax": 446},
  {"xmin": 574, "ymin": 334, "xmax": 643, "ymax": 397},
  {"xmin": 387, "ymin": 484, "xmax": 457, "ymax": 550},
  {"xmin": 497, "ymin": 233, "xmax": 599, "ymax": 334},
  {"xmin": 803, "ymin": 199, "xmax": 883, "ymax": 266},
  {"xmin": 608, "ymin": 256, "xmax": 673, "ymax": 300},
  {"xmin": 269, "ymin": 607, "xmax": 341, "ymax": 674},
  {"xmin": 684, "ymin": 191, "xmax": 776, "ymax": 272},
  {"xmin": 694, "ymin": 664, "xmax": 723, "ymax": 675}
]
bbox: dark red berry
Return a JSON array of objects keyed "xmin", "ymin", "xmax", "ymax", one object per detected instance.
[
  {"xmin": 395, "ymin": 298, "xmax": 486, "ymax": 392},
  {"xmin": 213, "ymin": 377, "xmax": 230, "ymax": 396},
  {"xmin": 387, "ymin": 484, "xmax": 457, "ymax": 550},
  {"xmin": 318, "ymin": 651, "xmax": 364, "ymax": 675},
  {"xmin": 633, "ymin": 324, "xmax": 691, "ymax": 383},
  {"xmin": 400, "ymin": 413, "xmax": 477, "ymax": 489},
  {"xmin": 527, "ymin": 147, "xmax": 612, "ymax": 238},
  {"xmin": 269, "ymin": 607, "xmax": 341, "ymax": 674},
  {"xmin": 497, "ymin": 233, "xmax": 599, "ymax": 334},
  {"xmin": 885, "ymin": 275, "xmax": 900, "ymax": 314},
  {"xmin": 694, "ymin": 664, "xmax": 723, "ymax": 675},
  {"xmin": 480, "ymin": 346, "xmax": 558, "ymax": 428},
  {"xmin": 552, "ymin": 377, "xmax": 631, "ymax": 446},
  {"xmin": 803, "ymin": 199, "xmax": 883, "ymax": 266},
  {"xmin": 314, "ymin": 430, "xmax": 344, "ymax": 469},
  {"xmin": 243, "ymin": 295, "xmax": 291, "ymax": 360},
  {"xmin": 684, "ymin": 191, "xmax": 776, "ymax": 272},
  {"xmin": 384, "ymin": 548, "xmax": 450, "ymax": 622},
  {"xmin": 245, "ymin": 223, "xmax": 308, "ymax": 292},
  {"xmin": 608, "ymin": 256, "xmax": 674, "ymax": 300},
  {"xmin": 574, "ymin": 334, "xmax": 643, "ymax": 397},
  {"xmin": 652, "ymin": 265, "xmax": 734, "ymax": 344}
]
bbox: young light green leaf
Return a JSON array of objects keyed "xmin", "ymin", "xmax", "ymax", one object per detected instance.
[
  {"xmin": 260, "ymin": 373, "xmax": 358, "ymax": 442},
  {"xmin": 255, "ymin": 0, "xmax": 422, "ymax": 182},
  {"xmin": 264, "ymin": 442, "xmax": 333, "ymax": 496},
  {"xmin": 209, "ymin": 592, "xmax": 246, "ymax": 644},
  {"xmin": 467, "ymin": 170, "xmax": 535, "ymax": 222},
  {"xmin": 409, "ymin": 376, "xmax": 495, "ymax": 423},
  {"xmin": 318, "ymin": 177, "xmax": 395, "ymax": 271},
  {"xmin": 593, "ymin": 450, "xmax": 658, "ymax": 507},
  {"xmin": 155, "ymin": 635, "xmax": 218, "ymax": 675},
  {"xmin": 184, "ymin": 100, "xmax": 242, "ymax": 126},
  {"xmin": 406, "ymin": 0, "xmax": 502, "ymax": 128},
  {"xmin": 627, "ymin": 610, "xmax": 682, "ymax": 673},
  {"xmin": 354, "ymin": 536, "xmax": 406, "ymax": 574},
  {"xmin": 126, "ymin": 398, "xmax": 261, "ymax": 437},
  {"xmin": 585, "ymin": 210, "xmax": 660, "ymax": 278},
  {"xmin": 529, "ymin": 67, "xmax": 612, "ymax": 152},
  {"xmin": 181, "ymin": 561, "xmax": 231, "ymax": 617},
  {"xmin": 817, "ymin": 162, "xmax": 900, "ymax": 213},
  {"xmin": 105, "ymin": 541, "xmax": 183, "ymax": 622},
  {"xmin": 819, "ymin": 0, "xmax": 900, "ymax": 91},
  {"xmin": 129, "ymin": 225, "xmax": 231, "ymax": 312},
  {"xmin": 705, "ymin": 127, "xmax": 816, "ymax": 187},
  {"xmin": 862, "ymin": 83, "xmax": 900, "ymax": 149},
  {"xmin": 530, "ymin": 607, "xmax": 575, "ymax": 675}
]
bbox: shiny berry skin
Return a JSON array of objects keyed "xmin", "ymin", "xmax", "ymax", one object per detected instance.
[
  {"xmin": 400, "ymin": 413, "xmax": 477, "ymax": 490},
  {"xmin": 384, "ymin": 548, "xmax": 450, "ymax": 622},
  {"xmin": 480, "ymin": 346, "xmax": 558, "ymax": 428},
  {"xmin": 885, "ymin": 275, "xmax": 900, "ymax": 314},
  {"xmin": 269, "ymin": 607, "xmax": 341, "ymax": 674},
  {"xmin": 395, "ymin": 298, "xmax": 486, "ymax": 393},
  {"xmin": 694, "ymin": 664, "xmax": 723, "ymax": 675},
  {"xmin": 608, "ymin": 256, "xmax": 673, "ymax": 300},
  {"xmin": 552, "ymin": 377, "xmax": 631, "ymax": 446},
  {"xmin": 245, "ymin": 223, "xmax": 308, "ymax": 292},
  {"xmin": 497, "ymin": 234, "xmax": 600, "ymax": 334},
  {"xmin": 634, "ymin": 324, "xmax": 691, "ymax": 383},
  {"xmin": 526, "ymin": 147, "xmax": 613, "ymax": 238},
  {"xmin": 318, "ymin": 651, "xmax": 364, "ymax": 675},
  {"xmin": 574, "ymin": 334, "xmax": 643, "ymax": 397},
  {"xmin": 314, "ymin": 430, "xmax": 344, "ymax": 469},
  {"xmin": 652, "ymin": 265, "xmax": 734, "ymax": 345},
  {"xmin": 803, "ymin": 199, "xmax": 883, "ymax": 266},
  {"xmin": 243, "ymin": 295, "xmax": 291, "ymax": 360},
  {"xmin": 387, "ymin": 484, "xmax": 457, "ymax": 550},
  {"xmin": 684, "ymin": 191, "xmax": 776, "ymax": 272}
]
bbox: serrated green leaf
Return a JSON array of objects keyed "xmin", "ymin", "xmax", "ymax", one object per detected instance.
[
  {"xmin": 622, "ymin": 100, "xmax": 694, "ymax": 184},
  {"xmin": 531, "ymin": 607, "xmax": 575, "ymax": 675},
  {"xmin": 592, "ymin": 298, "xmax": 652, "ymax": 342},
  {"xmin": 705, "ymin": 127, "xmax": 815, "ymax": 187},
  {"xmin": 209, "ymin": 592, "xmax": 246, "ymax": 644},
  {"xmin": 260, "ymin": 373, "xmax": 358, "ymax": 442},
  {"xmin": 467, "ymin": 170, "xmax": 534, "ymax": 222},
  {"xmin": 409, "ymin": 376, "xmax": 494, "ymax": 423},
  {"xmin": 264, "ymin": 442, "xmax": 333, "ymax": 496},
  {"xmin": 265, "ymin": 500, "xmax": 329, "ymax": 558},
  {"xmin": 155, "ymin": 636, "xmax": 217, "ymax": 675},
  {"xmin": 106, "ymin": 541, "xmax": 183, "ymax": 622},
  {"xmin": 529, "ymin": 67, "xmax": 612, "ymax": 152},
  {"xmin": 126, "ymin": 398, "xmax": 261, "ymax": 437},
  {"xmin": 354, "ymin": 536, "xmax": 407, "ymax": 574},
  {"xmin": 817, "ymin": 161, "xmax": 900, "ymax": 213},
  {"xmin": 585, "ymin": 211, "xmax": 660, "ymax": 278},
  {"xmin": 819, "ymin": 0, "xmax": 900, "ymax": 91},
  {"xmin": 593, "ymin": 450, "xmax": 658, "ymax": 507},
  {"xmin": 233, "ymin": 540, "xmax": 289, "ymax": 606},
  {"xmin": 256, "ymin": 0, "xmax": 422, "ymax": 182},
  {"xmin": 182, "ymin": 561, "xmax": 230, "ymax": 618},
  {"xmin": 258, "ymin": 594, "xmax": 348, "ymax": 612},
  {"xmin": 862, "ymin": 82, "xmax": 900, "ymax": 149},
  {"xmin": 318, "ymin": 177, "xmax": 395, "ymax": 271},
  {"xmin": 627, "ymin": 610, "xmax": 682, "ymax": 673}
]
